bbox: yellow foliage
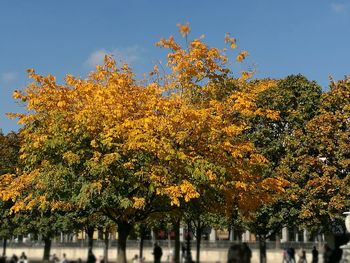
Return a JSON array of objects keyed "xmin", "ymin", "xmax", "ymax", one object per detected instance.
[
  {"xmin": 177, "ymin": 23, "xmax": 190, "ymax": 38},
  {"xmin": 63, "ymin": 151, "xmax": 80, "ymax": 165},
  {"xmin": 224, "ymin": 33, "xmax": 237, "ymax": 49},
  {"xmin": 236, "ymin": 51, "xmax": 249, "ymax": 62},
  {"xmin": 132, "ymin": 197, "xmax": 146, "ymax": 209},
  {"xmin": 3, "ymin": 25, "xmax": 284, "ymax": 215}
]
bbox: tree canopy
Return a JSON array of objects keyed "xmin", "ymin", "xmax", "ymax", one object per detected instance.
[{"xmin": 279, "ymin": 76, "xmax": 350, "ymax": 232}]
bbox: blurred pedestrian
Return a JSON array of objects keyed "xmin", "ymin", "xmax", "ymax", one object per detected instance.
[
  {"xmin": 10, "ymin": 254, "xmax": 18, "ymax": 263},
  {"xmin": 19, "ymin": 252, "xmax": 27, "ymax": 263},
  {"xmin": 153, "ymin": 243, "xmax": 163, "ymax": 263},
  {"xmin": 282, "ymin": 248, "xmax": 290, "ymax": 263},
  {"xmin": 297, "ymin": 249, "xmax": 307, "ymax": 263},
  {"xmin": 311, "ymin": 246, "xmax": 318, "ymax": 263},
  {"xmin": 132, "ymin": 254, "xmax": 139, "ymax": 263},
  {"xmin": 60, "ymin": 253, "xmax": 68, "ymax": 263},
  {"xmin": 51, "ymin": 254, "xmax": 60, "ymax": 263},
  {"xmin": 242, "ymin": 243, "xmax": 252, "ymax": 263},
  {"xmin": 87, "ymin": 249, "xmax": 96, "ymax": 263},
  {"xmin": 227, "ymin": 244, "xmax": 243, "ymax": 263},
  {"xmin": 287, "ymin": 247, "xmax": 295, "ymax": 263},
  {"xmin": 323, "ymin": 244, "xmax": 332, "ymax": 263}
]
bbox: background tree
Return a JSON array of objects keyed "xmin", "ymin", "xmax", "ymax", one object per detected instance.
[
  {"xmin": 0, "ymin": 131, "xmax": 20, "ymax": 258},
  {"xmin": 245, "ymin": 75, "xmax": 322, "ymax": 263},
  {"xmin": 279, "ymin": 76, "xmax": 350, "ymax": 246}
]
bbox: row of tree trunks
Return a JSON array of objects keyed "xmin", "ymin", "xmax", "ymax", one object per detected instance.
[{"xmin": 3, "ymin": 222, "xmax": 199, "ymax": 263}]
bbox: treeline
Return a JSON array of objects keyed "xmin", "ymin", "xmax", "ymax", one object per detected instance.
[{"xmin": 0, "ymin": 25, "xmax": 349, "ymax": 263}]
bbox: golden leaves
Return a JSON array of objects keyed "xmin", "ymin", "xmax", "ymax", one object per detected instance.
[
  {"xmin": 224, "ymin": 33, "xmax": 237, "ymax": 49},
  {"xmin": 4, "ymin": 24, "xmax": 283, "ymax": 216},
  {"xmin": 177, "ymin": 23, "xmax": 190, "ymax": 38},
  {"xmin": 63, "ymin": 151, "xmax": 80, "ymax": 165},
  {"xmin": 132, "ymin": 197, "xmax": 146, "ymax": 209},
  {"xmin": 13, "ymin": 90, "xmax": 25, "ymax": 101},
  {"xmin": 205, "ymin": 170, "xmax": 217, "ymax": 181},
  {"xmin": 102, "ymin": 153, "xmax": 121, "ymax": 166},
  {"xmin": 236, "ymin": 50, "xmax": 249, "ymax": 62},
  {"xmin": 156, "ymin": 25, "xmax": 231, "ymax": 90},
  {"xmin": 155, "ymin": 36, "xmax": 181, "ymax": 51},
  {"xmin": 159, "ymin": 180, "xmax": 199, "ymax": 206}
]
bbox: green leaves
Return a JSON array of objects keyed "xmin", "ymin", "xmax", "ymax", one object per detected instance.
[{"xmin": 244, "ymin": 75, "xmax": 322, "ymax": 235}]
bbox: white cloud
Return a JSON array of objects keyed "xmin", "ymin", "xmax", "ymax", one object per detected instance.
[
  {"xmin": 113, "ymin": 46, "xmax": 144, "ymax": 64},
  {"xmin": 1, "ymin": 72, "xmax": 17, "ymax": 83},
  {"xmin": 331, "ymin": 3, "xmax": 348, "ymax": 13},
  {"xmin": 84, "ymin": 49, "xmax": 108, "ymax": 68},
  {"xmin": 84, "ymin": 46, "xmax": 146, "ymax": 69}
]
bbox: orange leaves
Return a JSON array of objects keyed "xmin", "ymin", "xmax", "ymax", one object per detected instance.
[
  {"xmin": 5, "ymin": 24, "xmax": 284, "ymax": 217},
  {"xmin": 177, "ymin": 23, "xmax": 190, "ymax": 38},
  {"xmin": 224, "ymin": 33, "xmax": 249, "ymax": 63},
  {"xmin": 13, "ymin": 90, "xmax": 26, "ymax": 101},
  {"xmin": 236, "ymin": 50, "xmax": 249, "ymax": 62},
  {"xmin": 57, "ymin": 101, "xmax": 66, "ymax": 108},
  {"xmin": 157, "ymin": 26, "xmax": 231, "ymax": 91},
  {"xmin": 205, "ymin": 170, "xmax": 217, "ymax": 181},
  {"xmin": 224, "ymin": 33, "xmax": 237, "ymax": 49},
  {"xmin": 132, "ymin": 197, "xmax": 146, "ymax": 209},
  {"xmin": 156, "ymin": 36, "xmax": 181, "ymax": 51},
  {"xmin": 159, "ymin": 180, "xmax": 200, "ymax": 206},
  {"xmin": 260, "ymin": 177, "xmax": 289, "ymax": 192},
  {"xmin": 0, "ymin": 170, "xmax": 40, "ymax": 208}
]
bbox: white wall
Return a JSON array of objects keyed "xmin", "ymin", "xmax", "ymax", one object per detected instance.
[{"xmin": 5, "ymin": 247, "xmax": 316, "ymax": 263}]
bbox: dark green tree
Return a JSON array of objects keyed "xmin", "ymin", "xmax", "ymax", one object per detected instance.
[
  {"xmin": 245, "ymin": 75, "xmax": 322, "ymax": 263},
  {"xmin": 0, "ymin": 131, "xmax": 20, "ymax": 257},
  {"xmin": 279, "ymin": 76, "xmax": 350, "ymax": 238}
]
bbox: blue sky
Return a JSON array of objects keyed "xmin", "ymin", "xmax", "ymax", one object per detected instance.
[{"xmin": 1, "ymin": 0, "xmax": 350, "ymax": 133}]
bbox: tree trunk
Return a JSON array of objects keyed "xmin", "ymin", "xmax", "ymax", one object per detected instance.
[
  {"xmin": 43, "ymin": 236, "xmax": 52, "ymax": 262},
  {"xmin": 195, "ymin": 228, "xmax": 202, "ymax": 263},
  {"xmin": 2, "ymin": 238, "xmax": 7, "ymax": 257},
  {"xmin": 87, "ymin": 225, "xmax": 95, "ymax": 251},
  {"xmin": 117, "ymin": 221, "xmax": 132, "ymax": 263},
  {"xmin": 104, "ymin": 228, "xmax": 109, "ymax": 263},
  {"xmin": 259, "ymin": 236, "xmax": 267, "ymax": 263},
  {"xmin": 139, "ymin": 225, "xmax": 145, "ymax": 262},
  {"xmin": 174, "ymin": 220, "xmax": 180, "ymax": 263},
  {"xmin": 185, "ymin": 224, "xmax": 192, "ymax": 263}
]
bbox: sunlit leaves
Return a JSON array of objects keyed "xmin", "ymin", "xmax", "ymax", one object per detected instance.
[
  {"xmin": 224, "ymin": 33, "xmax": 237, "ymax": 49},
  {"xmin": 236, "ymin": 51, "xmax": 249, "ymax": 62},
  {"xmin": 2, "ymin": 25, "xmax": 285, "ymax": 223},
  {"xmin": 177, "ymin": 23, "xmax": 190, "ymax": 38}
]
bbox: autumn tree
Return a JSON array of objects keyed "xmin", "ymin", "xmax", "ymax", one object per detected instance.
[{"xmin": 2, "ymin": 25, "xmax": 285, "ymax": 263}]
